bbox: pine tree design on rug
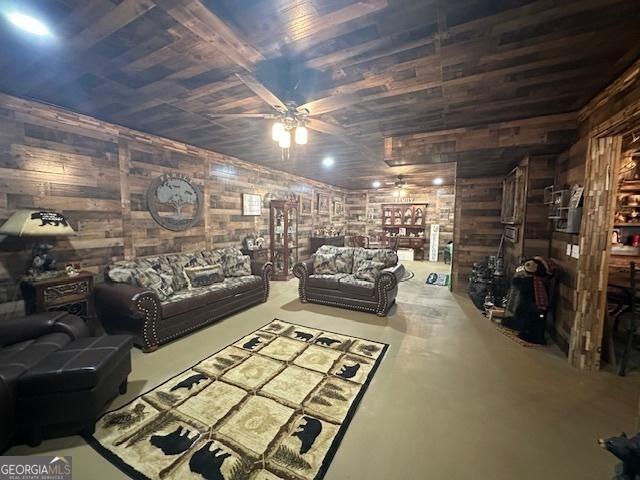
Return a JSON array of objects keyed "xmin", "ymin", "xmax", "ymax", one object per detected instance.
[{"xmin": 88, "ymin": 319, "xmax": 388, "ymax": 480}]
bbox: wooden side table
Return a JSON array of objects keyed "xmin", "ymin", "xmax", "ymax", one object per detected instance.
[
  {"xmin": 241, "ymin": 248, "xmax": 269, "ymax": 262},
  {"xmin": 20, "ymin": 271, "xmax": 94, "ymax": 318}
]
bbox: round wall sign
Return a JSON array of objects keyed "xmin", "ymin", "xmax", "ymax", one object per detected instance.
[{"xmin": 146, "ymin": 173, "xmax": 204, "ymax": 231}]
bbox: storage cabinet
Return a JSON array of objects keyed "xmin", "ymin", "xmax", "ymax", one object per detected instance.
[{"xmin": 269, "ymin": 200, "xmax": 299, "ymax": 281}]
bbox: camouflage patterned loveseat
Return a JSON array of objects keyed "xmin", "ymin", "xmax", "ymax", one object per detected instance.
[
  {"xmin": 95, "ymin": 248, "xmax": 272, "ymax": 352},
  {"xmin": 293, "ymin": 246, "xmax": 404, "ymax": 316}
]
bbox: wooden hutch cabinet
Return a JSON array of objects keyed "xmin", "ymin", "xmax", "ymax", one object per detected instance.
[
  {"xmin": 382, "ymin": 203, "xmax": 428, "ymax": 260},
  {"xmin": 269, "ymin": 200, "xmax": 299, "ymax": 280}
]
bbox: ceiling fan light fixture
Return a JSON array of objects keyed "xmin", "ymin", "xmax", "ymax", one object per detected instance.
[
  {"xmin": 278, "ymin": 130, "xmax": 291, "ymax": 149},
  {"xmin": 272, "ymin": 122, "xmax": 285, "ymax": 142},
  {"xmin": 294, "ymin": 125, "xmax": 308, "ymax": 145}
]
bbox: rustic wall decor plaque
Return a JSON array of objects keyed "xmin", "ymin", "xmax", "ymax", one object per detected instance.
[{"xmin": 146, "ymin": 173, "xmax": 204, "ymax": 231}]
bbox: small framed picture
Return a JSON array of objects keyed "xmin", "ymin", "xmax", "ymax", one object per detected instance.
[
  {"xmin": 333, "ymin": 200, "xmax": 344, "ymax": 217},
  {"xmin": 300, "ymin": 195, "xmax": 313, "ymax": 216},
  {"xmin": 317, "ymin": 193, "xmax": 330, "ymax": 214},
  {"xmin": 242, "ymin": 193, "xmax": 262, "ymax": 216}
]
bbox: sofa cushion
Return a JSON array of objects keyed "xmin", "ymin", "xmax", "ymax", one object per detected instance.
[
  {"xmin": 308, "ymin": 273, "xmax": 347, "ymax": 290},
  {"xmin": 224, "ymin": 255, "xmax": 251, "ymax": 277},
  {"xmin": 352, "ymin": 247, "xmax": 398, "ymax": 272},
  {"xmin": 200, "ymin": 249, "xmax": 224, "ymax": 266},
  {"xmin": 314, "ymin": 253, "xmax": 338, "ymax": 275},
  {"xmin": 338, "ymin": 275, "xmax": 376, "ymax": 298},
  {"xmin": 183, "ymin": 265, "xmax": 224, "ymax": 289},
  {"xmin": 354, "ymin": 260, "xmax": 384, "ymax": 283},
  {"xmin": 371, "ymin": 249, "xmax": 399, "ymax": 268},
  {"xmin": 335, "ymin": 247, "xmax": 355, "ymax": 274},
  {"xmin": 161, "ymin": 275, "xmax": 262, "ymax": 317},
  {"xmin": 132, "ymin": 268, "xmax": 174, "ymax": 300}
]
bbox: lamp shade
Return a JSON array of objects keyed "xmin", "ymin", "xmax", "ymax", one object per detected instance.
[{"xmin": 0, "ymin": 210, "xmax": 76, "ymax": 237}]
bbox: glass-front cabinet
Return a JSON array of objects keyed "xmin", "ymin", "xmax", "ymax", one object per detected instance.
[{"xmin": 269, "ymin": 199, "xmax": 299, "ymax": 280}]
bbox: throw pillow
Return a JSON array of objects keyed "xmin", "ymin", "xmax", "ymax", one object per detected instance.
[
  {"xmin": 354, "ymin": 260, "xmax": 385, "ymax": 283},
  {"xmin": 352, "ymin": 247, "xmax": 373, "ymax": 273},
  {"xmin": 314, "ymin": 253, "xmax": 338, "ymax": 275},
  {"xmin": 224, "ymin": 255, "xmax": 252, "ymax": 277},
  {"xmin": 334, "ymin": 247, "xmax": 354, "ymax": 274},
  {"xmin": 183, "ymin": 265, "xmax": 225, "ymax": 289},
  {"xmin": 133, "ymin": 268, "xmax": 174, "ymax": 300},
  {"xmin": 371, "ymin": 248, "xmax": 399, "ymax": 268}
]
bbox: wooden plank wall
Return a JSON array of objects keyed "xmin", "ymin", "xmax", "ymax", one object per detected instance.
[
  {"xmin": 570, "ymin": 136, "xmax": 622, "ymax": 370},
  {"xmin": 344, "ymin": 186, "xmax": 455, "ymax": 256},
  {"xmin": 0, "ymin": 93, "xmax": 347, "ymax": 314},
  {"xmin": 503, "ymin": 155, "xmax": 555, "ymax": 277},
  {"xmin": 549, "ymin": 137, "xmax": 588, "ymax": 349},
  {"xmin": 451, "ymin": 177, "xmax": 504, "ymax": 290}
]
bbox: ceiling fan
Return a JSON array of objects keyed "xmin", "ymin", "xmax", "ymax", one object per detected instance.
[
  {"xmin": 207, "ymin": 68, "xmax": 373, "ymax": 157},
  {"xmin": 385, "ymin": 175, "xmax": 412, "ymax": 197}
]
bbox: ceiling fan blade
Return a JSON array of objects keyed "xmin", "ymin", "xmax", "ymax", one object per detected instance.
[
  {"xmin": 298, "ymin": 93, "xmax": 361, "ymax": 116},
  {"xmin": 236, "ymin": 73, "xmax": 288, "ymax": 112},
  {"xmin": 306, "ymin": 118, "xmax": 377, "ymax": 159},
  {"xmin": 207, "ymin": 113, "xmax": 277, "ymax": 119}
]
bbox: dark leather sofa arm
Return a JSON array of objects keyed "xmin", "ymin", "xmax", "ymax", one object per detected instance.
[
  {"xmin": 251, "ymin": 260, "xmax": 273, "ymax": 302},
  {"xmin": 293, "ymin": 259, "xmax": 314, "ymax": 278},
  {"xmin": 379, "ymin": 263, "xmax": 405, "ymax": 285},
  {"xmin": 94, "ymin": 282, "xmax": 159, "ymax": 319},
  {"xmin": 94, "ymin": 282, "xmax": 161, "ymax": 352},
  {"xmin": 374, "ymin": 263, "xmax": 405, "ymax": 316},
  {"xmin": 293, "ymin": 259, "xmax": 314, "ymax": 303},
  {"xmin": 0, "ymin": 312, "xmax": 90, "ymax": 348}
]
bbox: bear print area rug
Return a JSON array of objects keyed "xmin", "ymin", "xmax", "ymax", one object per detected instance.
[{"xmin": 87, "ymin": 319, "xmax": 388, "ymax": 480}]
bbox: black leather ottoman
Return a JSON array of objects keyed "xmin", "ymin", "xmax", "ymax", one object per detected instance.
[{"xmin": 17, "ymin": 335, "xmax": 133, "ymax": 446}]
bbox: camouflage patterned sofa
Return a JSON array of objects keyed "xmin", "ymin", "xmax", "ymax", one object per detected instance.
[
  {"xmin": 293, "ymin": 246, "xmax": 405, "ymax": 316},
  {"xmin": 94, "ymin": 248, "xmax": 272, "ymax": 352}
]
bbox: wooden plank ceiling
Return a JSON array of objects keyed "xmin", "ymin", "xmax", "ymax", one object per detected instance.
[{"xmin": 0, "ymin": 0, "xmax": 638, "ymax": 187}]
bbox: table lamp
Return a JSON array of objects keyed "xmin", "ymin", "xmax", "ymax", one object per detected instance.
[{"xmin": 0, "ymin": 210, "xmax": 77, "ymax": 278}]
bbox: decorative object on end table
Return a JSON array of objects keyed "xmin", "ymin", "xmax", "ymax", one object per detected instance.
[
  {"xmin": 242, "ymin": 193, "xmax": 262, "ymax": 216},
  {"xmin": 0, "ymin": 209, "xmax": 76, "ymax": 278},
  {"xmin": 146, "ymin": 173, "xmax": 204, "ymax": 231}
]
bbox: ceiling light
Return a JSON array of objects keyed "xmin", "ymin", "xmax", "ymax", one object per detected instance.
[
  {"xmin": 372, "ymin": 181, "xmax": 381, "ymax": 188},
  {"xmin": 433, "ymin": 177, "xmax": 444, "ymax": 185},
  {"xmin": 6, "ymin": 12, "xmax": 51, "ymax": 36},
  {"xmin": 294, "ymin": 125, "xmax": 308, "ymax": 145},
  {"xmin": 278, "ymin": 130, "xmax": 291, "ymax": 149},
  {"xmin": 272, "ymin": 122, "xmax": 285, "ymax": 142},
  {"xmin": 322, "ymin": 157, "xmax": 334, "ymax": 167}
]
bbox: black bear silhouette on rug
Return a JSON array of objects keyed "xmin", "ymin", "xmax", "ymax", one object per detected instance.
[
  {"xmin": 293, "ymin": 416, "xmax": 322, "ymax": 454},
  {"xmin": 294, "ymin": 331, "xmax": 313, "ymax": 341},
  {"xmin": 189, "ymin": 442, "xmax": 231, "ymax": 480},
  {"xmin": 242, "ymin": 336, "xmax": 262, "ymax": 350},
  {"xmin": 336, "ymin": 363, "xmax": 360, "ymax": 379},
  {"xmin": 150, "ymin": 426, "xmax": 197, "ymax": 455},
  {"xmin": 170, "ymin": 373, "xmax": 208, "ymax": 392},
  {"xmin": 315, "ymin": 337, "xmax": 340, "ymax": 347}
]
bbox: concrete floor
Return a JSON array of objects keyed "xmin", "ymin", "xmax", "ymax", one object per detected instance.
[{"xmin": 8, "ymin": 260, "xmax": 640, "ymax": 479}]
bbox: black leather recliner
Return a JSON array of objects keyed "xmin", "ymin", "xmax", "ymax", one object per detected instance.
[{"xmin": 0, "ymin": 312, "xmax": 132, "ymax": 453}]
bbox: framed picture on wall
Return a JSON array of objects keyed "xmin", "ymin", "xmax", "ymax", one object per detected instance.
[
  {"xmin": 242, "ymin": 193, "xmax": 262, "ymax": 216},
  {"xmin": 333, "ymin": 199, "xmax": 344, "ymax": 217},
  {"xmin": 300, "ymin": 195, "xmax": 313, "ymax": 216},
  {"xmin": 317, "ymin": 193, "xmax": 330, "ymax": 214}
]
